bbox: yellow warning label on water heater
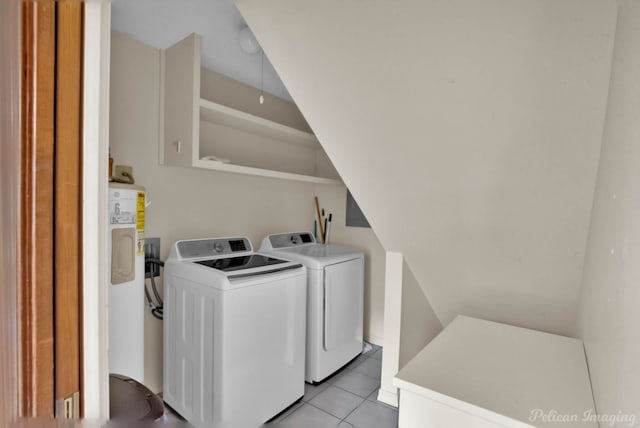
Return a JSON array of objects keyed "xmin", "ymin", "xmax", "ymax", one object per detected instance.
[{"xmin": 136, "ymin": 192, "xmax": 145, "ymax": 232}]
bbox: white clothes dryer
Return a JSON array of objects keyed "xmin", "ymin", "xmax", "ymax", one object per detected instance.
[
  {"xmin": 260, "ymin": 232, "xmax": 364, "ymax": 383},
  {"xmin": 163, "ymin": 237, "xmax": 306, "ymax": 428}
]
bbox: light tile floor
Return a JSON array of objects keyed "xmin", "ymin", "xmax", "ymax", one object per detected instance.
[
  {"xmin": 164, "ymin": 345, "xmax": 396, "ymax": 428},
  {"xmin": 267, "ymin": 344, "xmax": 397, "ymax": 428}
]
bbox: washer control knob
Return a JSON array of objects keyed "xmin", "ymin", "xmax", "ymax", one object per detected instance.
[
  {"xmin": 290, "ymin": 235, "xmax": 300, "ymax": 245},
  {"xmin": 213, "ymin": 242, "xmax": 224, "ymax": 253}
]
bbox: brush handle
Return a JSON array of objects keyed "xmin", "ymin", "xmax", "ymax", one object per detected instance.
[
  {"xmin": 315, "ymin": 196, "xmax": 325, "ymax": 243},
  {"xmin": 323, "ymin": 218, "xmax": 328, "ymax": 243}
]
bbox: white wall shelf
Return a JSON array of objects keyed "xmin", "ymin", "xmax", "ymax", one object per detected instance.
[
  {"xmin": 192, "ymin": 158, "xmax": 341, "ymax": 184},
  {"xmin": 199, "ymin": 99, "xmax": 319, "ymax": 148},
  {"xmin": 162, "ymin": 33, "xmax": 341, "ymax": 185}
]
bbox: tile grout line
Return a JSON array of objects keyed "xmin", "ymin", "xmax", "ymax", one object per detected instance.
[
  {"xmin": 329, "ymin": 382, "xmax": 378, "ymax": 400},
  {"xmin": 319, "ymin": 378, "xmax": 382, "ymax": 424},
  {"xmin": 290, "ymin": 400, "xmax": 351, "ymax": 424},
  {"xmin": 350, "ymin": 369, "xmax": 382, "ymax": 382},
  {"xmin": 304, "ymin": 383, "xmax": 371, "ymax": 422},
  {"xmin": 277, "ymin": 346, "xmax": 384, "ymax": 426},
  {"xmin": 339, "ymin": 398, "xmax": 364, "ymax": 425},
  {"xmin": 334, "ymin": 363, "xmax": 382, "ymax": 384},
  {"xmin": 300, "ymin": 385, "xmax": 378, "ymax": 424}
]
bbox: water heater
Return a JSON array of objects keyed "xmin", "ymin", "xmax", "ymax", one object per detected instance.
[{"xmin": 108, "ymin": 183, "xmax": 145, "ymax": 382}]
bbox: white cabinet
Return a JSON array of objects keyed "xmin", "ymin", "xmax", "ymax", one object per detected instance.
[
  {"xmin": 394, "ymin": 316, "xmax": 597, "ymax": 428},
  {"xmin": 161, "ymin": 33, "xmax": 341, "ymax": 185}
]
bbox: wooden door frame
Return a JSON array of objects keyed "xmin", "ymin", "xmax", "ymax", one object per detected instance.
[
  {"xmin": 17, "ymin": 0, "xmax": 88, "ymax": 420},
  {"xmin": 54, "ymin": 1, "xmax": 84, "ymax": 417},
  {"xmin": 20, "ymin": 0, "xmax": 57, "ymax": 417},
  {"xmin": 0, "ymin": 0, "xmax": 23, "ymax": 423},
  {"xmin": 4, "ymin": 1, "xmax": 111, "ymax": 422}
]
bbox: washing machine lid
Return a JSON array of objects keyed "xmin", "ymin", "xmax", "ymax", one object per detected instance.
[
  {"xmin": 262, "ymin": 244, "xmax": 363, "ymax": 270},
  {"xmin": 195, "ymin": 254, "xmax": 287, "ymax": 272},
  {"xmin": 194, "ymin": 254, "xmax": 303, "ymax": 280},
  {"xmin": 167, "ymin": 238, "xmax": 304, "ymax": 286},
  {"xmin": 284, "ymin": 245, "xmax": 363, "ymax": 269}
]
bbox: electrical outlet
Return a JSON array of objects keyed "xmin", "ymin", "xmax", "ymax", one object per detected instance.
[{"xmin": 145, "ymin": 237, "xmax": 161, "ymax": 278}]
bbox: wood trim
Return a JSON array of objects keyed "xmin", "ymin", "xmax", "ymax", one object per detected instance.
[
  {"xmin": 20, "ymin": 0, "xmax": 56, "ymax": 417},
  {"xmin": 55, "ymin": 0, "xmax": 84, "ymax": 407},
  {"xmin": 1, "ymin": 0, "xmax": 23, "ymax": 423},
  {"xmin": 15, "ymin": 0, "xmax": 86, "ymax": 418}
]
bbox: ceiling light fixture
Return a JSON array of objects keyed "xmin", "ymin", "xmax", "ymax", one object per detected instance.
[
  {"xmin": 239, "ymin": 25, "xmax": 264, "ymax": 104},
  {"xmin": 259, "ymin": 51, "xmax": 264, "ymax": 105},
  {"xmin": 238, "ymin": 25, "xmax": 264, "ymax": 105},
  {"xmin": 239, "ymin": 26, "xmax": 260, "ymax": 54}
]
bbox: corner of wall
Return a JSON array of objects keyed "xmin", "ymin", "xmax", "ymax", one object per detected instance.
[
  {"xmin": 399, "ymin": 260, "xmax": 443, "ymax": 368},
  {"xmin": 577, "ymin": 0, "xmax": 640, "ymax": 421}
]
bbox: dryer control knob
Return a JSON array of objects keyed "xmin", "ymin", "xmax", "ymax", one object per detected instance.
[
  {"xmin": 290, "ymin": 235, "xmax": 300, "ymax": 245},
  {"xmin": 213, "ymin": 242, "xmax": 224, "ymax": 253}
]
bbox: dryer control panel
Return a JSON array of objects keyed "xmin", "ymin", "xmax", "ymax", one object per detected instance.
[
  {"xmin": 264, "ymin": 232, "xmax": 315, "ymax": 249},
  {"xmin": 175, "ymin": 237, "xmax": 253, "ymax": 259}
]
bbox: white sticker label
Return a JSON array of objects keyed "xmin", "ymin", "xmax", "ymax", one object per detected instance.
[{"xmin": 110, "ymin": 191, "xmax": 136, "ymax": 225}]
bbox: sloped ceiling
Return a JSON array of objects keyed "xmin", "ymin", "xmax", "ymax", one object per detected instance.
[
  {"xmin": 110, "ymin": 0, "xmax": 291, "ymax": 100},
  {"xmin": 237, "ymin": 0, "xmax": 618, "ymax": 335}
]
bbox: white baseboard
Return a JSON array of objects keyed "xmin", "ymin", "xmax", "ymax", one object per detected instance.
[
  {"xmin": 377, "ymin": 386, "xmax": 398, "ymax": 408},
  {"xmin": 366, "ymin": 334, "xmax": 384, "ymax": 347}
]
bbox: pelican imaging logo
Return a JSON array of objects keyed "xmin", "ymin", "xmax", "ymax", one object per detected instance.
[{"xmin": 528, "ymin": 409, "xmax": 637, "ymax": 426}]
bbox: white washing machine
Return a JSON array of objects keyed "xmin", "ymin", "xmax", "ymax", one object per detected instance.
[
  {"xmin": 260, "ymin": 232, "xmax": 364, "ymax": 383},
  {"xmin": 163, "ymin": 237, "xmax": 307, "ymax": 428}
]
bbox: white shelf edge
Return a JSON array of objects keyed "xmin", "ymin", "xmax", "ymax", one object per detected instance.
[
  {"xmin": 199, "ymin": 98, "xmax": 319, "ymax": 147},
  {"xmin": 193, "ymin": 159, "xmax": 342, "ymax": 185}
]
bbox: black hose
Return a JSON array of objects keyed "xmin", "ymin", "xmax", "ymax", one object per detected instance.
[
  {"xmin": 144, "ymin": 259, "xmax": 165, "ymax": 320},
  {"xmin": 150, "ymin": 274, "xmax": 162, "ymax": 305}
]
